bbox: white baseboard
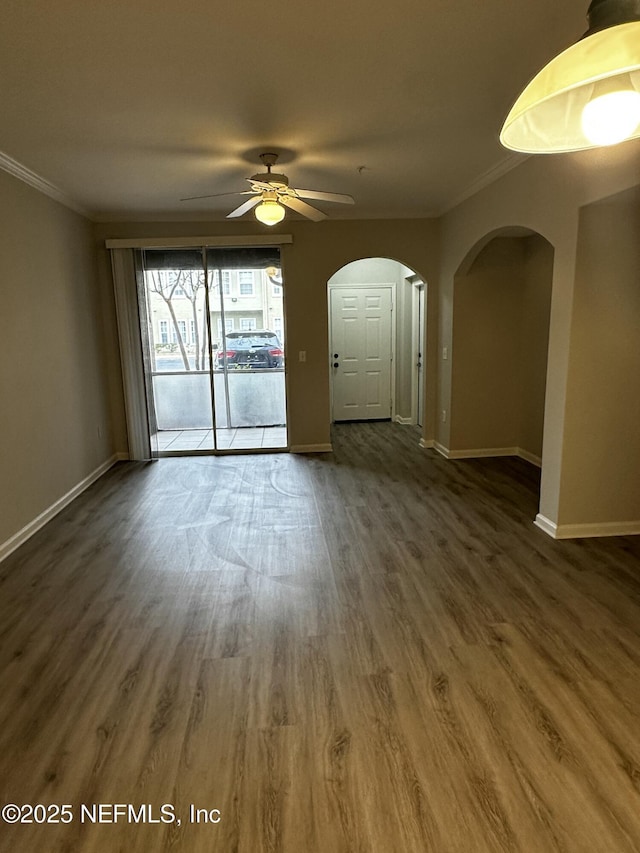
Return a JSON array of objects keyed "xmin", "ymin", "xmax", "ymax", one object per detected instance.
[
  {"xmin": 517, "ymin": 448, "xmax": 542, "ymax": 468},
  {"xmin": 0, "ymin": 454, "xmax": 121, "ymax": 564},
  {"xmin": 444, "ymin": 445, "xmax": 520, "ymax": 460},
  {"xmin": 536, "ymin": 514, "xmax": 640, "ymax": 540},
  {"xmin": 534, "ymin": 514, "xmax": 558, "ymax": 538},
  {"xmin": 434, "ymin": 444, "xmax": 541, "ymax": 467},
  {"xmin": 290, "ymin": 443, "xmax": 333, "ymax": 453},
  {"xmin": 419, "ymin": 438, "xmax": 435, "ymax": 449},
  {"xmin": 394, "ymin": 416, "xmax": 414, "ymax": 425}
]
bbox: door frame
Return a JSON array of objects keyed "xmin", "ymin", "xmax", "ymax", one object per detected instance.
[
  {"xmin": 410, "ymin": 276, "xmax": 426, "ymax": 427},
  {"xmin": 327, "ymin": 281, "xmax": 397, "ymax": 423},
  {"xmin": 125, "ymin": 247, "xmax": 290, "ymax": 457}
]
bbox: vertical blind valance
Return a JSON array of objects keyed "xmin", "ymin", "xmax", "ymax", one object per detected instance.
[
  {"xmin": 142, "ymin": 249, "xmax": 203, "ymax": 270},
  {"xmin": 141, "ymin": 247, "xmax": 281, "ymax": 271},
  {"xmin": 206, "ymin": 247, "xmax": 280, "ymax": 270}
]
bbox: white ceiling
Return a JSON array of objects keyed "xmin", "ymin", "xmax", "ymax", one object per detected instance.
[{"xmin": 0, "ymin": 0, "xmax": 590, "ymax": 221}]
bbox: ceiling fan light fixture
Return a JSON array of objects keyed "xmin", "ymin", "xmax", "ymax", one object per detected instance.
[
  {"xmin": 182, "ymin": 152, "xmax": 354, "ymax": 221},
  {"xmin": 500, "ymin": 0, "xmax": 640, "ymax": 153},
  {"xmin": 254, "ymin": 198, "xmax": 286, "ymax": 226}
]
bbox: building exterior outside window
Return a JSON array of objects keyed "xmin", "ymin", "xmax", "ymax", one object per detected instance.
[
  {"xmin": 173, "ymin": 319, "xmax": 187, "ymax": 343},
  {"xmin": 148, "ymin": 268, "xmax": 285, "ymax": 365},
  {"xmin": 239, "ymin": 270, "xmax": 254, "ymax": 296}
]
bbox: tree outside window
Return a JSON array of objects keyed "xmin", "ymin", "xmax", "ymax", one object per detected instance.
[{"xmin": 146, "ymin": 268, "xmax": 206, "ymax": 370}]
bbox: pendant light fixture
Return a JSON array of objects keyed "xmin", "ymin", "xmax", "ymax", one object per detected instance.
[{"xmin": 500, "ymin": 0, "xmax": 640, "ymax": 153}]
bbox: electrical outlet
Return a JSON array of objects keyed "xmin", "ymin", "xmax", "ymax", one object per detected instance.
[
  {"xmin": 442, "ymin": 346, "xmax": 448, "ymax": 360},
  {"xmin": 299, "ymin": 350, "xmax": 306, "ymax": 362},
  {"xmin": 441, "ymin": 409, "xmax": 447, "ymax": 423}
]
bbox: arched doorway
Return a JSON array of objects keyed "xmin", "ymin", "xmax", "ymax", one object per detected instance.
[
  {"xmin": 450, "ymin": 228, "xmax": 554, "ymax": 472},
  {"xmin": 327, "ymin": 257, "xmax": 427, "ymax": 426}
]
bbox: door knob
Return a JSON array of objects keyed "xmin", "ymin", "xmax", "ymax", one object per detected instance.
[
  {"xmin": 334, "ymin": 353, "xmax": 339, "ymax": 358},
  {"xmin": 333, "ymin": 362, "xmax": 339, "ymax": 368}
]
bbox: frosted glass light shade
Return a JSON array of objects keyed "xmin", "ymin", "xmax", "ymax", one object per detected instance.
[
  {"xmin": 500, "ymin": 20, "xmax": 640, "ymax": 153},
  {"xmin": 254, "ymin": 199, "xmax": 285, "ymax": 226}
]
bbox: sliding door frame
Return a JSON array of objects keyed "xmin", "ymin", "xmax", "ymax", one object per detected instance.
[{"xmin": 108, "ymin": 236, "xmax": 293, "ymax": 460}]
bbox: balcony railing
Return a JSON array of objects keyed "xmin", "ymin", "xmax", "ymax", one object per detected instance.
[{"xmin": 151, "ymin": 368, "xmax": 286, "ymax": 430}]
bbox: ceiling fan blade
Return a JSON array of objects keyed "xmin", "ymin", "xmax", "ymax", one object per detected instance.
[
  {"xmin": 294, "ymin": 189, "xmax": 354, "ymax": 204},
  {"xmin": 181, "ymin": 190, "xmax": 254, "ymax": 202},
  {"xmin": 227, "ymin": 196, "xmax": 262, "ymax": 218},
  {"xmin": 280, "ymin": 195, "xmax": 327, "ymax": 221}
]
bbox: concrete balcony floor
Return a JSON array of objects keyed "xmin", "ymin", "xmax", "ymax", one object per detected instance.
[{"xmin": 155, "ymin": 426, "xmax": 287, "ymax": 453}]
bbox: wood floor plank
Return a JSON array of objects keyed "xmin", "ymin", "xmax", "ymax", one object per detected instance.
[{"xmin": 1, "ymin": 422, "xmax": 639, "ymax": 852}]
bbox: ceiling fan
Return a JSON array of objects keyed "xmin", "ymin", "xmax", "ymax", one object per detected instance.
[{"xmin": 181, "ymin": 152, "xmax": 355, "ymax": 226}]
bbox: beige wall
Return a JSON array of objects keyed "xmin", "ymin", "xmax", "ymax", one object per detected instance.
[
  {"xmin": 450, "ymin": 233, "xmax": 552, "ymax": 459},
  {"xmin": 451, "ymin": 237, "xmax": 524, "ymax": 451},
  {"xmin": 558, "ymin": 186, "xmax": 640, "ymax": 526},
  {"xmin": 519, "ymin": 235, "xmax": 554, "ymax": 460},
  {"xmin": 0, "ymin": 170, "xmax": 114, "ymax": 550}
]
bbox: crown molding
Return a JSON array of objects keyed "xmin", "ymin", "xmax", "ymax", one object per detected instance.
[
  {"xmin": 441, "ymin": 152, "xmax": 531, "ymax": 215},
  {"xmin": 0, "ymin": 150, "xmax": 90, "ymax": 218}
]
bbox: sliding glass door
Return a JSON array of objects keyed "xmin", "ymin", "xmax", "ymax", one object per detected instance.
[
  {"xmin": 206, "ymin": 248, "xmax": 286, "ymax": 451},
  {"xmin": 138, "ymin": 246, "xmax": 287, "ymax": 455},
  {"xmin": 140, "ymin": 249, "xmax": 214, "ymax": 452}
]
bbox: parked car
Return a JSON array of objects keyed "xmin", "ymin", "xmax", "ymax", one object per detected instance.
[{"xmin": 215, "ymin": 330, "xmax": 284, "ymax": 369}]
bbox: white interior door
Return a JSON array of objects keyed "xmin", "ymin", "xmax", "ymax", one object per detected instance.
[{"xmin": 330, "ymin": 286, "xmax": 393, "ymax": 421}]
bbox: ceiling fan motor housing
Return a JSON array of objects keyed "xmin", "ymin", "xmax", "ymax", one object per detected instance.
[{"xmin": 251, "ymin": 171, "xmax": 290, "ymax": 189}]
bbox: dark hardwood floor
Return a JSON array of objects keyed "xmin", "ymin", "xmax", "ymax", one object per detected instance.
[{"xmin": 1, "ymin": 421, "xmax": 639, "ymax": 852}]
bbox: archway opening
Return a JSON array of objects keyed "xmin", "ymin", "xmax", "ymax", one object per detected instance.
[
  {"xmin": 327, "ymin": 257, "xmax": 428, "ymax": 430},
  {"xmin": 450, "ymin": 230, "xmax": 554, "ymax": 484}
]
